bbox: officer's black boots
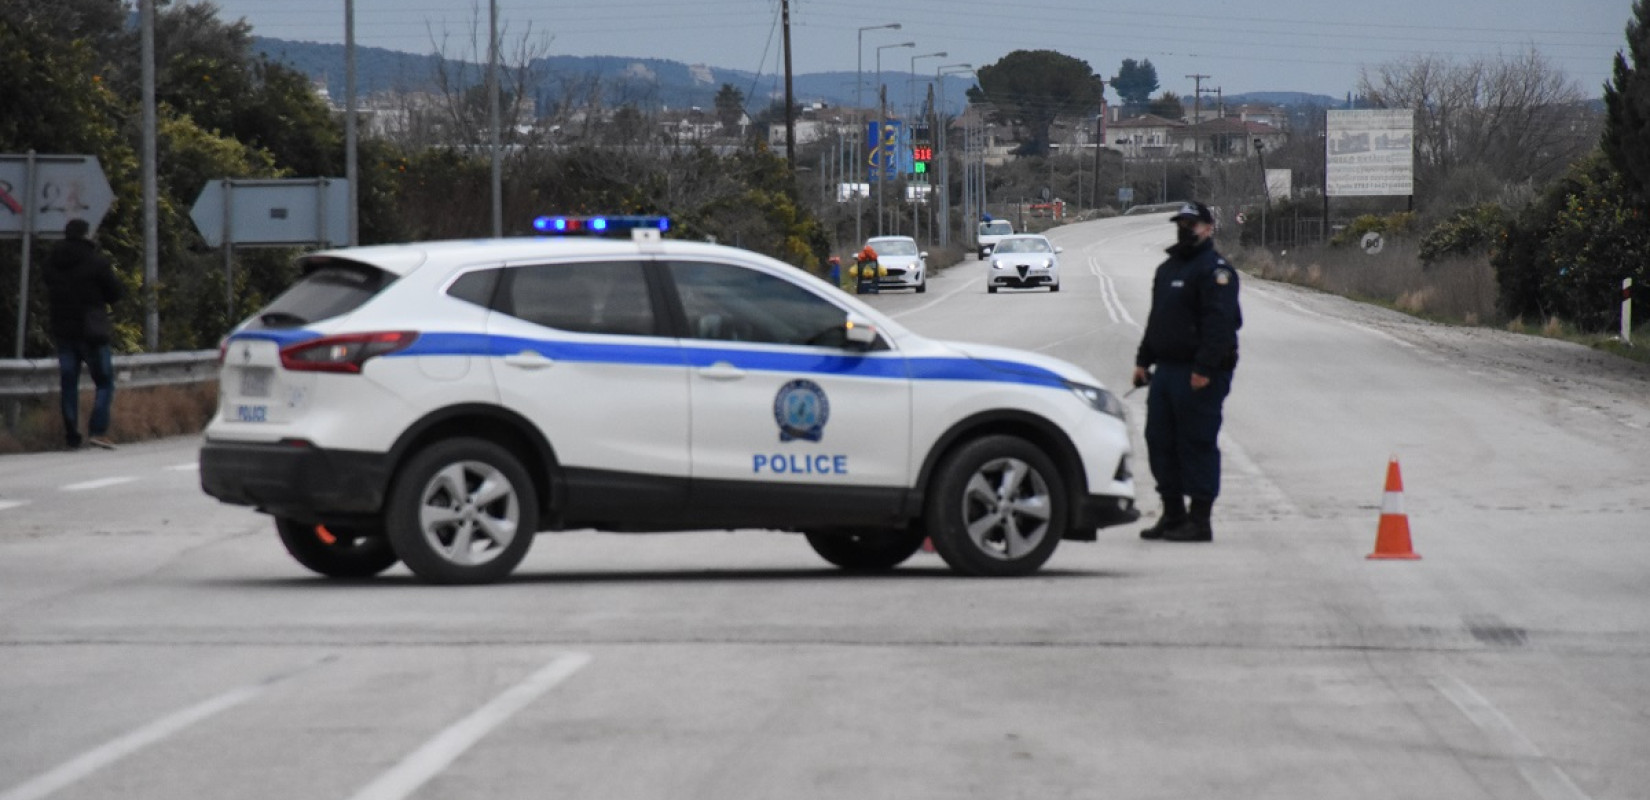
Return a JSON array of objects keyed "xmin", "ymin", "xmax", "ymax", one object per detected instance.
[
  {"xmin": 1140, "ymin": 495, "xmax": 1188, "ymax": 540},
  {"xmin": 1166, "ymin": 497, "xmax": 1214, "ymax": 542}
]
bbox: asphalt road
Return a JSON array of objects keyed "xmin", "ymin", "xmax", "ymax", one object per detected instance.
[{"xmin": 3, "ymin": 214, "xmax": 1648, "ymax": 800}]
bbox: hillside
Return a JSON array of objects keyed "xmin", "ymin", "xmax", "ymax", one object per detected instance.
[{"xmin": 252, "ymin": 37, "xmax": 974, "ymax": 116}]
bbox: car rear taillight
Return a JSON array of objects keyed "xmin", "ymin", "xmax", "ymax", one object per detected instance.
[{"xmin": 279, "ymin": 331, "xmax": 419, "ymax": 374}]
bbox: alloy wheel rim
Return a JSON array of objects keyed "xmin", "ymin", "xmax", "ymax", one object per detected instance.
[
  {"xmin": 418, "ymin": 460, "xmax": 519, "ymax": 566},
  {"xmin": 960, "ymin": 457, "xmax": 1051, "ymax": 560}
]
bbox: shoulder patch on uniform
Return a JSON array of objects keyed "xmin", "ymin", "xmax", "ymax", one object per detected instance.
[{"xmin": 1213, "ymin": 268, "xmax": 1232, "ymax": 285}]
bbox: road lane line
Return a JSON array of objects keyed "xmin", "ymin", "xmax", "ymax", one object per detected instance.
[
  {"xmin": 61, "ymin": 477, "xmax": 137, "ymax": 492},
  {"xmin": 0, "ymin": 688, "xmax": 261, "ymax": 800},
  {"xmin": 0, "ymin": 500, "xmax": 27, "ymax": 512},
  {"xmin": 0, "ymin": 658, "xmax": 331, "ymax": 800},
  {"xmin": 346, "ymin": 652, "xmax": 593, "ymax": 800},
  {"xmin": 166, "ymin": 462, "xmax": 198, "ymax": 472},
  {"xmin": 1433, "ymin": 674, "xmax": 1593, "ymax": 800},
  {"xmin": 889, "ymin": 267, "xmax": 978, "ymax": 319}
]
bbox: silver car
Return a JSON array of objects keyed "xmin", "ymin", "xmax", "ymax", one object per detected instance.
[
  {"xmin": 865, "ymin": 236, "xmax": 928, "ymax": 293},
  {"xmin": 986, "ymin": 235, "xmax": 1062, "ymax": 293}
]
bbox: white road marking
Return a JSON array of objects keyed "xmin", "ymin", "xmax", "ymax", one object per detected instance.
[
  {"xmin": 167, "ymin": 462, "xmax": 197, "ymax": 471},
  {"xmin": 1088, "ymin": 255, "xmax": 1138, "ymax": 327},
  {"xmin": 345, "ymin": 652, "xmax": 593, "ymax": 800},
  {"xmin": 889, "ymin": 266, "xmax": 979, "ymax": 319},
  {"xmin": 60, "ymin": 477, "xmax": 137, "ymax": 492},
  {"xmin": 0, "ymin": 500, "xmax": 27, "ymax": 512},
  {"xmin": 1433, "ymin": 674, "xmax": 1594, "ymax": 800}
]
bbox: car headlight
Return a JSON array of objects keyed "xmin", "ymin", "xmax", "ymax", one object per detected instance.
[
  {"xmin": 1067, "ymin": 381, "xmax": 1126, "ymax": 420},
  {"xmin": 992, "ymin": 260, "xmax": 1006, "ymax": 269},
  {"xmin": 1041, "ymin": 259, "xmax": 1053, "ymax": 269}
]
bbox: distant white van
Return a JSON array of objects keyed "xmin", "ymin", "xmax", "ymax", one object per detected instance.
[{"xmin": 976, "ymin": 219, "xmax": 1014, "ymax": 260}]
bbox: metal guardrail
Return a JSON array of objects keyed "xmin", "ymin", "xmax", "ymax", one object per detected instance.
[{"xmin": 0, "ymin": 350, "xmax": 219, "ymax": 399}]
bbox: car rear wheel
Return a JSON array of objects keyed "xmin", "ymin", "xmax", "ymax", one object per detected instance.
[
  {"xmin": 804, "ymin": 528, "xmax": 927, "ymax": 572},
  {"xmin": 275, "ymin": 517, "xmax": 399, "ymax": 578},
  {"xmin": 925, "ymin": 435, "xmax": 1066, "ymax": 577},
  {"xmin": 386, "ymin": 438, "xmax": 538, "ymax": 584}
]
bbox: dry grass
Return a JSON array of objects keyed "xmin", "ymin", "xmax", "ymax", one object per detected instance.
[
  {"xmin": 0, "ymin": 382, "xmax": 218, "ymax": 454},
  {"xmin": 1243, "ymin": 241, "xmax": 1500, "ymax": 324}
]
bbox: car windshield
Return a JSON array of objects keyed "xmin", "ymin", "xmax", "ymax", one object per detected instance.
[
  {"xmin": 995, "ymin": 238, "xmax": 1051, "ymax": 254},
  {"xmin": 979, "ymin": 221, "xmax": 1013, "ymax": 236},
  {"xmin": 871, "ymin": 240, "xmax": 918, "ymax": 256}
]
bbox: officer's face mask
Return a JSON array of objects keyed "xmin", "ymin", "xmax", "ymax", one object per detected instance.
[{"xmin": 1175, "ymin": 222, "xmax": 1200, "ymax": 246}]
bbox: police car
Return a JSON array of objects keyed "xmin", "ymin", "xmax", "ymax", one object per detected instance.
[{"xmin": 199, "ymin": 216, "xmax": 1137, "ymax": 584}]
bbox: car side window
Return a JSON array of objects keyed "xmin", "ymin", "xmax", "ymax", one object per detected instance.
[
  {"xmin": 668, "ymin": 260, "xmax": 851, "ymax": 347},
  {"xmin": 447, "ymin": 268, "xmax": 500, "ymax": 308},
  {"xmin": 503, "ymin": 261, "xmax": 658, "ymax": 336}
]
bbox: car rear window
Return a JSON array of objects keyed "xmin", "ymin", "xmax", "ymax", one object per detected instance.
[{"xmin": 244, "ymin": 260, "xmax": 396, "ymax": 330}]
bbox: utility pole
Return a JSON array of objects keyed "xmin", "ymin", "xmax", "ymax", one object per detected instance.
[
  {"xmin": 782, "ymin": 0, "xmax": 795, "ymax": 174},
  {"xmin": 1185, "ymin": 73, "xmax": 1209, "ymax": 153}
]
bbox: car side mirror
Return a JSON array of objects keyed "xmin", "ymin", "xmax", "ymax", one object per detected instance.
[
  {"xmin": 1055, "ymin": 246, "xmax": 1064, "ymax": 254},
  {"xmin": 919, "ymin": 251, "xmax": 930, "ymax": 259},
  {"xmin": 844, "ymin": 314, "xmax": 877, "ymax": 348}
]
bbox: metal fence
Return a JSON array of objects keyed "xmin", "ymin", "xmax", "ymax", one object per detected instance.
[{"xmin": 0, "ymin": 350, "xmax": 219, "ymax": 399}]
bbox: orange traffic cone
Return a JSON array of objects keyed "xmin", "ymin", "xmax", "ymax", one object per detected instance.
[{"xmin": 1367, "ymin": 457, "xmax": 1420, "ymax": 560}]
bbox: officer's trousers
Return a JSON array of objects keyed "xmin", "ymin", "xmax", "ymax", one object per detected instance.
[{"xmin": 1144, "ymin": 361, "xmax": 1233, "ymax": 501}]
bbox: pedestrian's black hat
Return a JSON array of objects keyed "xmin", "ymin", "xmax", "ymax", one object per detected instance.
[
  {"xmin": 64, "ymin": 218, "xmax": 91, "ymax": 239},
  {"xmin": 1170, "ymin": 201, "xmax": 1215, "ymax": 225}
]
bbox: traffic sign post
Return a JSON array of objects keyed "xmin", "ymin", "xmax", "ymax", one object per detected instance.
[
  {"xmin": 189, "ymin": 178, "xmax": 349, "ymax": 322},
  {"xmin": 2, "ymin": 153, "xmax": 117, "ymax": 359}
]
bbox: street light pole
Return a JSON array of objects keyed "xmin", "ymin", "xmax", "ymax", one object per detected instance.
[
  {"xmin": 856, "ymin": 23, "xmax": 900, "ymax": 113},
  {"xmin": 936, "ymin": 64, "xmax": 972, "ymax": 247},
  {"xmin": 909, "ymin": 51, "xmax": 945, "ymax": 120},
  {"xmin": 876, "ymin": 41, "xmax": 914, "ymax": 237},
  {"xmin": 855, "ymin": 23, "xmax": 899, "ymax": 247}
]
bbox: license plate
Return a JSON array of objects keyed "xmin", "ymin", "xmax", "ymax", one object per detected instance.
[
  {"xmin": 233, "ymin": 404, "xmax": 269, "ymax": 423},
  {"xmin": 240, "ymin": 368, "xmax": 271, "ymax": 398}
]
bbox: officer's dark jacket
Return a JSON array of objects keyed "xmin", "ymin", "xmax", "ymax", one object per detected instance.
[
  {"xmin": 43, "ymin": 237, "xmax": 124, "ymax": 341},
  {"xmin": 1135, "ymin": 237, "xmax": 1242, "ymax": 374}
]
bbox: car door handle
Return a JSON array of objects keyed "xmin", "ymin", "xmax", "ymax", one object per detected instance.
[
  {"xmin": 696, "ymin": 361, "xmax": 745, "ymax": 381},
  {"xmin": 502, "ymin": 351, "xmax": 555, "ymax": 370}
]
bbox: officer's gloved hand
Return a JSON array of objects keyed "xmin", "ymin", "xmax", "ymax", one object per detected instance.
[{"xmin": 1132, "ymin": 367, "xmax": 1150, "ymax": 388}]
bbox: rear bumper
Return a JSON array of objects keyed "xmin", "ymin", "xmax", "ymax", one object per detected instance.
[{"xmin": 200, "ymin": 439, "xmax": 391, "ymax": 519}]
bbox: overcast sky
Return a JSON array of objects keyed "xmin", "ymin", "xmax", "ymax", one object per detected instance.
[{"xmin": 210, "ymin": 0, "xmax": 1631, "ymax": 101}]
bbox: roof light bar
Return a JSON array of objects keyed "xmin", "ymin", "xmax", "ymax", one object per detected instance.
[{"xmin": 531, "ymin": 215, "xmax": 671, "ymax": 236}]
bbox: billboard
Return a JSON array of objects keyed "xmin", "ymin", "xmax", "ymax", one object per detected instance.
[
  {"xmin": 1326, "ymin": 109, "xmax": 1414, "ymax": 197},
  {"xmin": 864, "ymin": 120, "xmax": 908, "ymax": 182}
]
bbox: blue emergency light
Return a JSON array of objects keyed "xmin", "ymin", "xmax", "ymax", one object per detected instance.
[{"xmin": 532, "ymin": 215, "xmax": 671, "ymax": 235}]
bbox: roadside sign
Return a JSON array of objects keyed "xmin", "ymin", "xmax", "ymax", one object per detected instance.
[
  {"xmin": 189, "ymin": 178, "xmax": 349, "ymax": 248},
  {"xmin": 0, "ymin": 154, "xmax": 116, "ymax": 238}
]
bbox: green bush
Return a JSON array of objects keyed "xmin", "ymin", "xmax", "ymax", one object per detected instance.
[
  {"xmin": 1329, "ymin": 212, "xmax": 1418, "ymax": 247},
  {"xmin": 1419, "ymin": 203, "xmax": 1509, "ymax": 265}
]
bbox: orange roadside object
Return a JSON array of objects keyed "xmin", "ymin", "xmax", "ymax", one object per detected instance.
[{"xmin": 1367, "ymin": 457, "xmax": 1420, "ymax": 560}]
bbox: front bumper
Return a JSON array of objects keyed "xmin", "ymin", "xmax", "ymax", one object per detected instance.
[
  {"xmin": 1065, "ymin": 494, "xmax": 1140, "ymax": 540},
  {"xmin": 989, "ymin": 268, "xmax": 1058, "ymax": 288},
  {"xmin": 200, "ymin": 439, "xmax": 392, "ymax": 519}
]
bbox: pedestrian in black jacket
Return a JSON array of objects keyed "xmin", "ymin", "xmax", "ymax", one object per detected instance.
[
  {"xmin": 43, "ymin": 218, "xmax": 125, "ymax": 450},
  {"xmin": 1131, "ymin": 202, "xmax": 1242, "ymax": 542}
]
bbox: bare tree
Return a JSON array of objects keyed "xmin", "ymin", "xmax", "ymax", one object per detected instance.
[
  {"xmin": 425, "ymin": 2, "xmax": 552, "ymax": 149},
  {"xmin": 1359, "ymin": 48, "xmax": 1597, "ymax": 206}
]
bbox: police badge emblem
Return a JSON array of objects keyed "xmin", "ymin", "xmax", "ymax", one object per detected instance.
[{"xmin": 773, "ymin": 379, "xmax": 829, "ymax": 442}]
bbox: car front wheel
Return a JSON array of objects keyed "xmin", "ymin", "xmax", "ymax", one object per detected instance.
[
  {"xmin": 275, "ymin": 517, "xmax": 399, "ymax": 578},
  {"xmin": 386, "ymin": 438, "xmax": 538, "ymax": 584},
  {"xmin": 805, "ymin": 528, "xmax": 927, "ymax": 572},
  {"xmin": 925, "ymin": 435, "xmax": 1066, "ymax": 577}
]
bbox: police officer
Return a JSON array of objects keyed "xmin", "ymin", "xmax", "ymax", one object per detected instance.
[{"xmin": 1131, "ymin": 201, "xmax": 1242, "ymax": 542}]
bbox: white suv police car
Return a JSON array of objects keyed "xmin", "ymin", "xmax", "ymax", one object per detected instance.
[{"xmin": 200, "ymin": 216, "xmax": 1137, "ymax": 584}]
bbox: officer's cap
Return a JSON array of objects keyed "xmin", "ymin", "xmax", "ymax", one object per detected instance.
[{"xmin": 1170, "ymin": 201, "xmax": 1215, "ymax": 225}]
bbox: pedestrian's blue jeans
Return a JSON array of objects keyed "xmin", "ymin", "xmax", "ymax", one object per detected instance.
[{"xmin": 56, "ymin": 339, "xmax": 114, "ymax": 446}]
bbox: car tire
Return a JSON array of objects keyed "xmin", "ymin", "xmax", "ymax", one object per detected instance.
[
  {"xmin": 275, "ymin": 517, "xmax": 399, "ymax": 578},
  {"xmin": 1050, "ymin": 283, "xmax": 1061, "ymax": 292},
  {"xmin": 385, "ymin": 438, "xmax": 538, "ymax": 584},
  {"xmin": 925, "ymin": 435, "xmax": 1066, "ymax": 577},
  {"xmin": 805, "ymin": 528, "xmax": 927, "ymax": 572},
  {"xmin": 916, "ymin": 280, "xmax": 927, "ymax": 294},
  {"xmin": 987, "ymin": 285, "xmax": 998, "ymax": 294}
]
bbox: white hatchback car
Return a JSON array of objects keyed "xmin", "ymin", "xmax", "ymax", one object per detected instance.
[
  {"xmin": 864, "ymin": 235, "xmax": 927, "ymax": 292},
  {"xmin": 987, "ymin": 234, "xmax": 1063, "ymax": 293},
  {"xmin": 200, "ymin": 216, "xmax": 1136, "ymax": 584}
]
